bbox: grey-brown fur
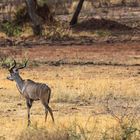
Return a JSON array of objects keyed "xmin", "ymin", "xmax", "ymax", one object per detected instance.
[{"xmin": 7, "ymin": 60, "xmax": 54, "ymax": 126}]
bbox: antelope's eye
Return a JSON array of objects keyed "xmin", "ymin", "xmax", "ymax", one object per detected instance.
[{"xmin": 13, "ymin": 69, "xmax": 18, "ymax": 73}]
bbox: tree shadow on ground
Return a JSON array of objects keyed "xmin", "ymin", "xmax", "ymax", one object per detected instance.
[{"xmin": 72, "ymin": 18, "xmax": 133, "ymax": 32}]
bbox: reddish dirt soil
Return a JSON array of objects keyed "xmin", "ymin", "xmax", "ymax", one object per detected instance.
[{"xmin": 0, "ymin": 42, "xmax": 140, "ymax": 64}]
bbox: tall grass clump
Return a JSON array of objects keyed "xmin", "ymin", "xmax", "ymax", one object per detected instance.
[{"xmin": 16, "ymin": 123, "xmax": 69, "ymax": 140}]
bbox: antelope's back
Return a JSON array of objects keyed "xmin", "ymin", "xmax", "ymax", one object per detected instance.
[{"xmin": 24, "ymin": 79, "xmax": 50, "ymax": 100}]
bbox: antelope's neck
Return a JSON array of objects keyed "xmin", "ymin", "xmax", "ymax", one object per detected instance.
[{"xmin": 15, "ymin": 75, "xmax": 25, "ymax": 94}]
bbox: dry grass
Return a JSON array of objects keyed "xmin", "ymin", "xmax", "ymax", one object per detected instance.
[
  {"xmin": 0, "ymin": 43, "xmax": 139, "ymax": 139},
  {"xmin": 0, "ymin": 63, "xmax": 140, "ymax": 139}
]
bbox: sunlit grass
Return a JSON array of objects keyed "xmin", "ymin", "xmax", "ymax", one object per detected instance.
[{"xmin": 0, "ymin": 64, "xmax": 139, "ymax": 139}]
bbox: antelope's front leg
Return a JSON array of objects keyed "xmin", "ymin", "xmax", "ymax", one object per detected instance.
[{"xmin": 26, "ymin": 99, "xmax": 33, "ymax": 126}]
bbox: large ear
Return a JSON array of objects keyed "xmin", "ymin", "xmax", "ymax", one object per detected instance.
[
  {"xmin": 9, "ymin": 59, "xmax": 16, "ymax": 72},
  {"xmin": 17, "ymin": 59, "xmax": 28, "ymax": 70}
]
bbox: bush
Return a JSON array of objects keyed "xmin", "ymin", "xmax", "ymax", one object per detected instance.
[
  {"xmin": 0, "ymin": 53, "xmax": 11, "ymax": 68},
  {"xmin": 1, "ymin": 21, "xmax": 22, "ymax": 36}
]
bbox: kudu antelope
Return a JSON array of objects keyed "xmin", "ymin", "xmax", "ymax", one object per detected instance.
[{"xmin": 7, "ymin": 60, "xmax": 54, "ymax": 126}]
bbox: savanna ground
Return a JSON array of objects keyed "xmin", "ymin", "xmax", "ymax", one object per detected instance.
[
  {"xmin": 0, "ymin": 42, "xmax": 140, "ymax": 140},
  {"xmin": 0, "ymin": 0, "xmax": 140, "ymax": 139}
]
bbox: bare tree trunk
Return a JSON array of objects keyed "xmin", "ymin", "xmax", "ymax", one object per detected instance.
[
  {"xmin": 70, "ymin": 0, "xmax": 85, "ymax": 26},
  {"xmin": 25, "ymin": 0, "xmax": 42, "ymax": 35}
]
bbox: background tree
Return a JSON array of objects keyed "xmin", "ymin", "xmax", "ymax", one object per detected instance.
[
  {"xmin": 26, "ymin": 0, "xmax": 85, "ymax": 30},
  {"xmin": 25, "ymin": 0, "xmax": 53, "ymax": 35},
  {"xmin": 25, "ymin": 0, "xmax": 42, "ymax": 35},
  {"xmin": 70, "ymin": 0, "xmax": 85, "ymax": 26}
]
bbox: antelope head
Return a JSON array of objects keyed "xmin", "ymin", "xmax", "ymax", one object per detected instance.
[{"xmin": 7, "ymin": 59, "xmax": 28, "ymax": 81}]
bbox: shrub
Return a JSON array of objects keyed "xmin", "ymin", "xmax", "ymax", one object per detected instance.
[{"xmin": 1, "ymin": 21, "xmax": 22, "ymax": 36}]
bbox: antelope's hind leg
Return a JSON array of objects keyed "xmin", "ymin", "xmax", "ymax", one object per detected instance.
[
  {"xmin": 26, "ymin": 99, "xmax": 33, "ymax": 126},
  {"xmin": 43, "ymin": 103, "xmax": 54, "ymax": 123},
  {"xmin": 45, "ymin": 108, "xmax": 48, "ymax": 122}
]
